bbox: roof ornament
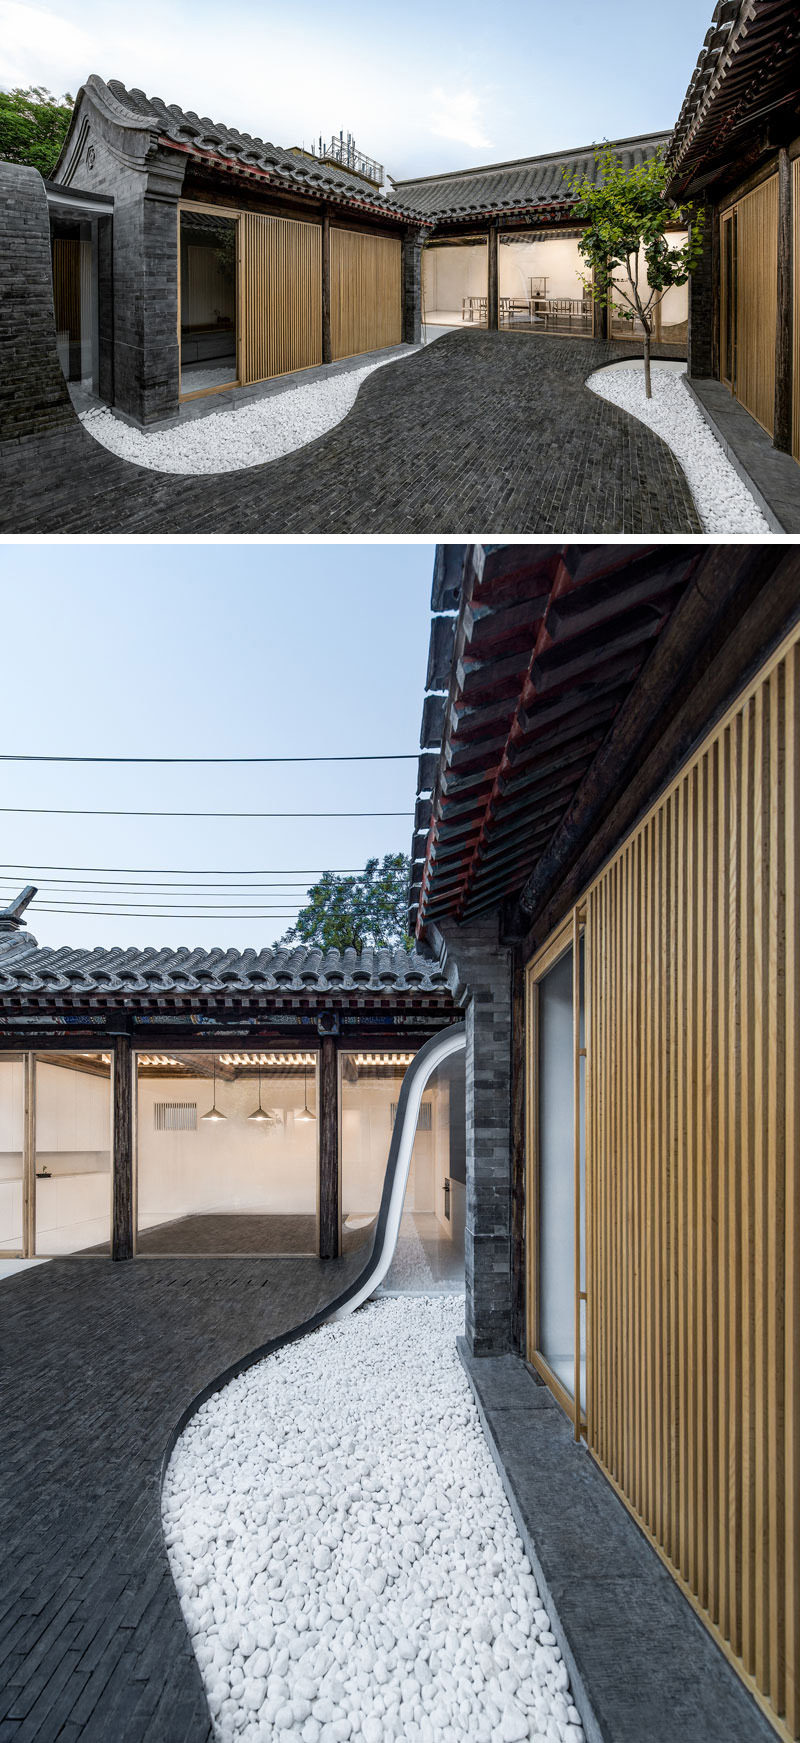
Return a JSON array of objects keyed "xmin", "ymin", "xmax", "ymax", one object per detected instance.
[{"xmin": 0, "ymin": 886, "xmax": 37, "ymax": 933}]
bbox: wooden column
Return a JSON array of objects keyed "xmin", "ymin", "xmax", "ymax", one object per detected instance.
[
  {"xmin": 321, "ymin": 211, "xmax": 332, "ymax": 365},
  {"xmin": 487, "ymin": 225, "xmax": 499, "ymax": 331},
  {"xmin": 112, "ymin": 1034, "xmax": 134, "ymax": 1261},
  {"xmin": 318, "ymin": 1037, "xmax": 339, "ymax": 1259},
  {"xmin": 774, "ymin": 146, "xmax": 793, "ymax": 452}
]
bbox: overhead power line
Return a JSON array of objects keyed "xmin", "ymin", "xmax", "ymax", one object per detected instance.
[
  {"xmin": 0, "ymin": 807, "xmax": 412, "ymax": 819},
  {"xmin": 24, "ymin": 913, "xmax": 303, "ymax": 927},
  {"xmin": 0, "ymin": 879, "xmax": 327, "ymax": 892},
  {"xmin": 0, "ymin": 863, "xmax": 368, "ymax": 875},
  {"xmin": 0, "ymin": 752, "xmax": 418, "ymax": 765},
  {"xmin": 6, "ymin": 898, "xmax": 308, "ymax": 913}
]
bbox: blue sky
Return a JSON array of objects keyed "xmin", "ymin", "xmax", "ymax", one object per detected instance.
[
  {"xmin": 0, "ymin": 545, "xmax": 435, "ymax": 951},
  {"xmin": 0, "ymin": 0, "xmax": 713, "ymax": 178}
]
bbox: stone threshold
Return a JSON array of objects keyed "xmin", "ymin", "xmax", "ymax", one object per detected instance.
[
  {"xmin": 683, "ymin": 376, "xmax": 800, "ymax": 533},
  {"xmin": 457, "ymin": 1339, "xmax": 775, "ymax": 1743},
  {"xmin": 69, "ymin": 343, "xmax": 418, "ymax": 434}
]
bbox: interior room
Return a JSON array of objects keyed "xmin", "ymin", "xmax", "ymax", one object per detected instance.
[
  {"xmin": 421, "ymin": 239, "xmax": 488, "ymax": 328},
  {"xmin": 179, "ymin": 209, "xmax": 239, "ymax": 397},
  {"xmin": 135, "ymin": 1050, "xmax": 319, "ymax": 1254},
  {"xmin": 498, "ymin": 233, "xmax": 593, "ymax": 334},
  {"xmin": 340, "ymin": 1048, "xmax": 465, "ymax": 1290},
  {"xmin": 0, "ymin": 1051, "xmax": 111, "ymax": 1257},
  {"xmin": 50, "ymin": 217, "xmax": 99, "ymax": 389}
]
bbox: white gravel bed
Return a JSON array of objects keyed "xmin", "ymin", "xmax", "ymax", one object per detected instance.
[
  {"xmin": 78, "ymin": 353, "xmax": 407, "ymax": 475},
  {"xmin": 586, "ymin": 360, "xmax": 770, "ymax": 534},
  {"xmin": 163, "ymin": 1294, "xmax": 583, "ymax": 1743}
]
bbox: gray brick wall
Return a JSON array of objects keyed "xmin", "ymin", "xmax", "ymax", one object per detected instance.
[
  {"xmin": 430, "ymin": 916, "xmax": 514, "ymax": 1356},
  {"xmin": 403, "ymin": 230, "xmax": 424, "ymax": 345},
  {"xmin": 688, "ymin": 204, "xmax": 714, "ymax": 380},
  {"xmin": 0, "ymin": 163, "xmax": 74, "ymax": 444}
]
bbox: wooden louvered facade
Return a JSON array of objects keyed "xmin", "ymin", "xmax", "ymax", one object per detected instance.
[
  {"xmin": 525, "ymin": 621, "xmax": 800, "ymax": 1740},
  {"xmin": 239, "ymin": 212, "xmax": 322, "ymax": 384},
  {"xmin": 330, "ymin": 227, "xmax": 403, "ymax": 361},
  {"xmin": 176, "ymin": 200, "xmax": 405, "ymax": 401},
  {"xmin": 720, "ymin": 173, "xmax": 779, "ymax": 437}
]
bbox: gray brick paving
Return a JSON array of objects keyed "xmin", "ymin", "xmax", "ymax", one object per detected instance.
[
  {"xmin": 0, "ymin": 1252, "xmax": 364, "ymax": 1741},
  {"xmin": 0, "ymin": 332, "xmax": 700, "ymax": 534}
]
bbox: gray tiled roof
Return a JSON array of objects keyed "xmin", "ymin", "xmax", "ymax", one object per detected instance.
[
  {"xmin": 80, "ymin": 76, "xmax": 421, "ymax": 222},
  {"xmin": 0, "ymin": 938, "xmax": 449, "ymax": 1001},
  {"xmin": 391, "ymin": 132, "xmax": 671, "ymax": 221}
]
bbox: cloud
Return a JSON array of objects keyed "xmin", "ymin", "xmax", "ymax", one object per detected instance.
[
  {"xmin": 0, "ymin": 1, "xmax": 93, "ymax": 92},
  {"xmin": 428, "ymin": 84, "xmax": 490, "ymax": 150}
]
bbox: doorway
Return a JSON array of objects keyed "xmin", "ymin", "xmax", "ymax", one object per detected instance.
[{"xmin": 179, "ymin": 207, "xmax": 239, "ymax": 398}]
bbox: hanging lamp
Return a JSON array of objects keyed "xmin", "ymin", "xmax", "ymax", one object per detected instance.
[
  {"xmin": 295, "ymin": 1060, "xmax": 316, "ymax": 1123},
  {"xmin": 201, "ymin": 1055, "xmax": 227, "ymax": 1121},
  {"xmin": 248, "ymin": 1061, "xmax": 274, "ymax": 1123}
]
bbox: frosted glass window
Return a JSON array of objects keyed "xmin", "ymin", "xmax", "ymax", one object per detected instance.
[{"xmin": 35, "ymin": 1054, "xmax": 111, "ymax": 1255}]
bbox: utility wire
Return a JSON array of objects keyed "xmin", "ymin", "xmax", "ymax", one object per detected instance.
[
  {"xmin": 0, "ymin": 752, "xmax": 418, "ymax": 764},
  {"xmin": 7, "ymin": 898, "xmax": 310, "ymax": 913},
  {"xmin": 0, "ymin": 879, "xmax": 329, "ymax": 892},
  {"xmin": 0, "ymin": 807, "xmax": 412, "ymax": 819},
  {"xmin": 0, "ymin": 863, "xmax": 368, "ymax": 875},
  {"xmin": 21, "ymin": 906, "xmax": 299, "ymax": 919}
]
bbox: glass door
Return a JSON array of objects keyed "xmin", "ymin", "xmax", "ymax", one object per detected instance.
[
  {"xmin": 179, "ymin": 207, "xmax": 240, "ymax": 398},
  {"xmin": 527, "ymin": 915, "xmax": 586, "ymax": 1434},
  {"xmin": 0, "ymin": 1053, "xmax": 26, "ymax": 1255}
]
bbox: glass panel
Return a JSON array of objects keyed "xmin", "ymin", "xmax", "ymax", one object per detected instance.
[
  {"xmin": 340, "ymin": 1048, "xmax": 465, "ymax": 1292},
  {"xmin": 35, "ymin": 1053, "xmax": 111, "ymax": 1255},
  {"xmin": 180, "ymin": 210, "xmax": 238, "ymax": 395},
  {"xmin": 537, "ymin": 942, "xmax": 585, "ymax": 1406},
  {"xmin": 499, "ymin": 233, "xmax": 592, "ymax": 335},
  {"xmin": 422, "ymin": 241, "xmax": 488, "ymax": 329},
  {"xmin": 51, "ymin": 218, "xmax": 99, "ymax": 390},
  {"xmin": 136, "ymin": 1051, "xmax": 318, "ymax": 1253},
  {"xmin": 0, "ymin": 1053, "xmax": 25, "ymax": 1255},
  {"xmin": 609, "ymin": 233, "xmax": 688, "ymax": 344}
]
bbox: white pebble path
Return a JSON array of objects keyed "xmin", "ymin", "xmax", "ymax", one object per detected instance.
[
  {"xmin": 586, "ymin": 361, "xmax": 770, "ymax": 534},
  {"xmin": 162, "ymin": 1294, "xmax": 584, "ymax": 1743},
  {"xmin": 78, "ymin": 352, "xmax": 410, "ymax": 475}
]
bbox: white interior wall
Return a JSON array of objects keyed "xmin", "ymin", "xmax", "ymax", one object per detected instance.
[
  {"xmin": 136, "ymin": 1072, "xmax": 319, "ymax": 1228},
  {"xmin": 499, "ymin": 237, "xmax": 585, "ymax": 301},
  {"xmin": 423, "ymin": 244, "xmax": 488, "ymax": 316},
  {"xmin": 34, "ymin": 1060, "xmax": 111, "ymax": 1254}
]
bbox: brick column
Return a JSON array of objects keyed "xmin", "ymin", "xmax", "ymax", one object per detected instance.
[
  {"xmin": 429, "ymin": 915, "xmax": 514, "ymax": 1355},
  {"xmin": 403, "ymin": 227, "xmax": 425, "ymax": 345},
  {"xmin": 112, "ymin": 1034, "xmax": 134, "ymax": 1261}
]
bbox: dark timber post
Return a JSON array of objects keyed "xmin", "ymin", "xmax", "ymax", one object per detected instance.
[
  {"xmin": 318, "ymin": 1037, "xmax": 339, "ymax": 1259},
  {"xmin": 774, "ymin": 148, "xmax": 793, "ymax": 453},
  {"xmin": 487, "ymin": 225, "xmax": 499, "ymax": 331},
  {"xmin": 112, "ymin": 1034, "xmax": 134, "ymax": 1261},
  {"xmin": 321, "ymin": 211, "xmax": 332, "ymax": 365}
]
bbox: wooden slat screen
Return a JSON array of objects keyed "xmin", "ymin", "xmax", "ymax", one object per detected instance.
[
  {"xmin": 52, "ymin": 238, "xmax": 80, "ymax": 339},
  {"xmin": 330, "ymin": 228, "xmax": 402, "ymax": 361},
  {"xmin": 792, "ymin": 157, "xmax": 800, "ymax": 463},
  {"xmin": 734, "ymin": 174, "xmax": 778, "ymax": 437},
  {"xmin": 240, "ymin": 213, "xmax": 322, "ymax": 385},
  {"xmin": 580, "ymin": 625, "xmax": 800, "ymax": 1737}
]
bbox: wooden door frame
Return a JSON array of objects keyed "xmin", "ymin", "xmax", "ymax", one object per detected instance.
[{"xmin": 177, "ymin": 199, "xmax": 243, "ymax": 403}]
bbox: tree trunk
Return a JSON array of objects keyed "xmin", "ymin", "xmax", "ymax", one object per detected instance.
[{"xmin": 643, "ymin": 324, "xmax": 653, "ymax": 399}]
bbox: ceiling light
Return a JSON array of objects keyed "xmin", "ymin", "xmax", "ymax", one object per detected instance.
[
  {"xmin": 295, "ymin": 1061, "xmax": 316, "ymax": 1122},
  {"xmin": 248, "ymin": 1063, "xmax": 275, "ymax": 1123},
  {"xmin": 201, "ymin": 1055, "xmax": 226, "ymax": 1121}
]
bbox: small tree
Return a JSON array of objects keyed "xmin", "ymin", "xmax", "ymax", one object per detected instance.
[
  {"xmin": 275, "ymin": 854, "xmax": 412, "ymax": 953},
  {"xmin": 0, "ymin": 86, "xmax": 73, "ymax": 178},
  {"xmin": 564, "ymin": 146, "xmax": 704, "ymax": 398}
]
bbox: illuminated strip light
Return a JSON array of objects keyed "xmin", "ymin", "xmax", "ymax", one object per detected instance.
[
  {"xmin": 219, "ymin": 1051, "xmax": 317, "ymax": 1067},
  {"xmin": 351, "ymin": 1053, "xmax": 415, "ymax": 1067}
]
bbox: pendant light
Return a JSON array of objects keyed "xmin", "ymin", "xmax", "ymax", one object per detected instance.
[
  {"xmin": 201, "ymin": 1055, "xmax": 226, "ymax": 1121},
  {"xmin": 248, "ymin": 1062, "xmax": 274, "ymax": 1123},
  {"xmin": 295, "ymin": 1060, "xmax": 316, "ymax": 1123}
]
